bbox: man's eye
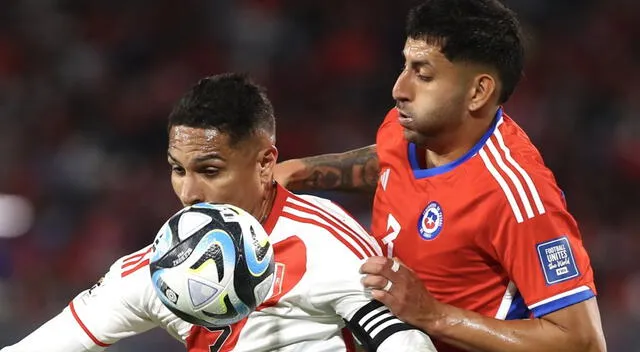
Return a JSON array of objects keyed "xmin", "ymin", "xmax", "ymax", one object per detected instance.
[
  {"xmin": 417, "ymin": 74, "xmax": 433, "ymax": 82},
  {"xmin": 202, "ymin": 169, "xmax": 219, "ymax": 177},
  {"xmin": 171, "ymin": 166, "xmax": 185, "ymax": 175}
]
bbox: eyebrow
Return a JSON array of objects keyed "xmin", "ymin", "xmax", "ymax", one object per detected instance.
[
  {"xmin": 410, "ymin": 60, "xmax": 434, "ymax": 70},
  {"xmin": 402, "ymin": 51, "xmax": 434, "ymax": 68},
  {"xmin": 167, "ymin": 152, "xmax": 224, "ymax": 164}
]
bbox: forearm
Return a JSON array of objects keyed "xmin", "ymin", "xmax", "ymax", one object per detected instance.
[
  {"xmin": 286, "ymin": 144, "xmax": 379, "ymax": 192},
  {"xmin": 424, "ymin": 302, "xmax": 603, "ymax": 352}
]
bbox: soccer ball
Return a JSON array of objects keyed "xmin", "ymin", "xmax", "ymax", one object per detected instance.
[{"xmin": 149, "ymin": 203, "xmax": 275, "ymax": 327}]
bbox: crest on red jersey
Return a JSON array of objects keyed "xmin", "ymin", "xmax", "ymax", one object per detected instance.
[{"xmin": 418, "ymin": 201, "xmax": 443, "ymax": 240}]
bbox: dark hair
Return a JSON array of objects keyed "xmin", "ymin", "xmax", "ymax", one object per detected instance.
[
  {"xmin": 168, "ymin": 73, "xmax": 275, "ymax": 145},
  {"xmin": 406, "ymin": 0, "xmax": 525, "ymax": 103}
]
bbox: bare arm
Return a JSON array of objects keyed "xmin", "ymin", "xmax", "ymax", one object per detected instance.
[
  {"xmin": 274, "ymin": 144, "xmax": 379, "ymax": 193},
  {"xmin": 424, "ymin": 297, "xmax": 606, "ymax": 352},
  {"xmin": 362, "ymin": 257, "xmax": 607, "ymax": 352}
]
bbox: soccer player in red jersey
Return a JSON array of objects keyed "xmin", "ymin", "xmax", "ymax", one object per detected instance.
[{"xmin": 274, "ymin": 0, "xmax": 607, "ymax": 351}]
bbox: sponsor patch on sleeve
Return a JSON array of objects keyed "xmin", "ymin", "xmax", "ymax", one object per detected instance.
[{"xmin": 536, "ymin": 236, "xmax": 579, "ymax": 285}]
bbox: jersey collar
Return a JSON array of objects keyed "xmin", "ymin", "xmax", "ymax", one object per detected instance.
[
  {"xmin": 262, "ymin": 182, "xmax": 290, "ymax": 234},
  {"xmin": 408, "ymin": 107, "xmax": 503, "ymax": 179}
]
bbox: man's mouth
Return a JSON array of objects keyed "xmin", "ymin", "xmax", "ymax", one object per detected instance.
[{"xmin": 397, "ymin": 110, "xmax": 413, "ymax": 127}]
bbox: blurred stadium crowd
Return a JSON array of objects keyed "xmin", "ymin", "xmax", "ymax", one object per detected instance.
[{"xmin": 0, "ymin": 0, "xmax": 638, "ymax": 350}]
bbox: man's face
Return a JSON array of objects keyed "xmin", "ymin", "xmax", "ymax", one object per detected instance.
[
  {"xmin": 167, "ymin": 126, "xmax": 276, "ymax": 218},
  {"xmin": 392, "ymin": 38, "xmax": 474, "ymax": 146}
]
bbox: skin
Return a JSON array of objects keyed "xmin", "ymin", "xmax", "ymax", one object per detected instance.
[
  {"xmin": 168, "ymin": 126, "xmax": 278, "ymax": 221},
  {"xmin": 275, "ymin": 145, "xmax": 379, "ymax": 193},
  {"xmin": 274, "ymin": 37, "xmax": 607, "ymax": 352},
  {"xmin": 393, "ymin": 38, "xmax": 499, "ymax": 165}
]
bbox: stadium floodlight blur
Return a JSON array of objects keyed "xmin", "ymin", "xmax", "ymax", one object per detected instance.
[{"xmin": 0, "ymin": 195, "xmax": 33, "ymax": 238}]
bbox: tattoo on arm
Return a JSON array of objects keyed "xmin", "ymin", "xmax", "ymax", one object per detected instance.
[{"xmin": 289, "ymin": 145, "xmax": 379, "ymax": 193}]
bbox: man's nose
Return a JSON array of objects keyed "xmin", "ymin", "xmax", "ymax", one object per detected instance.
[
  {"xmin": 179, "ymin": 176, "xmax": 204, "ymax": 206},
  {"xmin": 392, "ymin": 69, "xmax": 412, "ymax": 103}
]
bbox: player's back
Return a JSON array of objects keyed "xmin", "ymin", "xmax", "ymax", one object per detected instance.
[{"xmin": 372, "ymin": 108, "xmax": 596, "ymax": 352}]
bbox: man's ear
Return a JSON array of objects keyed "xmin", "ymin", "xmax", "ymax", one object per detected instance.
[
  {"xmin": 468, "ymin": 73, "xmax": 497, "ymax": 112},
  {"xmin": 259, "ymin": 144, "xmax": 278, "ymax": 184}
]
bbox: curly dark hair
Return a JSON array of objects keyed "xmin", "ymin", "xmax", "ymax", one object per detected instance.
[
  {"xmin": 168, "ymin": 73, "xmax": 275, "ymax": 146},
  {"xmin": 406, "ymin": 0, "xmax": 525, "ymax": 103}
]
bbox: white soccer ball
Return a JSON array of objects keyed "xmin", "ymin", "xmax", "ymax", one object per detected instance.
[{"xmin": 149, "ymin": 203, "xmax": 275, "ymax": 327}]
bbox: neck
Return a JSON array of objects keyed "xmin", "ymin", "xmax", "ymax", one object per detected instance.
[
  {"xmin": 423, "ymin": 107, "xmax": 498, "ymax": 168},
  {"xmin": 257, "ymin": 181, "xmax": 277, "ymax": 224}
]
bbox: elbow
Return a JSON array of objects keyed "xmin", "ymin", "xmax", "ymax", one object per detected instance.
[
  {"xmin": 583, "ymin": 340, "xmax": 607, "ymax": 352},
  {"xmin": 586, "ymin": 337, "xmax": 607, "ymax": 352},
  {"xmin": 572, "ymin": 331, "xmax": 607, "ymax": 352}
]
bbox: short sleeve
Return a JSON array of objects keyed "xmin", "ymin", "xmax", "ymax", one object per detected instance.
[
  {"xmin": 489, "ymin": 169, "xmax": 596, "ymax": 318},
  {"xmin": 68, "ymin": 245, "xmax": 191, "ymax": 346}
]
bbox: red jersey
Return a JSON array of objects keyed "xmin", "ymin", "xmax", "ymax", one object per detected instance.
[{"xmin": 371, "ymin": 107, "xmax": 597, "ymax": 351}]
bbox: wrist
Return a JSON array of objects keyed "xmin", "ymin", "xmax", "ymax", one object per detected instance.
[{"xmin": 421, "ymin": 301, "xmax": 455, "ymax": 338}]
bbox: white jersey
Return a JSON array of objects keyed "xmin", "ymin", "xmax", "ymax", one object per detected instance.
[{"xmin": 2, "ymin": 185, "xmax": 436, "ymax": 352}]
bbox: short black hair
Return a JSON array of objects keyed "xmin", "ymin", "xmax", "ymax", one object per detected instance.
[
  {"xmin": 168, "ymin": 73, "xmax": 275, "ymax": 145},
  {"xmin": 406, "ymin": 0, "xmax": 525, "ymax": 103}
]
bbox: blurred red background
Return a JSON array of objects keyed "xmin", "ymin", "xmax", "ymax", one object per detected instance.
[{"xmin": 0, "ymin": 0, "xmax": 638, "ymax": 349}]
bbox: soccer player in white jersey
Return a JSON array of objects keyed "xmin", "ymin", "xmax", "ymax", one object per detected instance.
[{"xmin": 2, "ymin": 73, "xmax": 436, "ymax": 352}]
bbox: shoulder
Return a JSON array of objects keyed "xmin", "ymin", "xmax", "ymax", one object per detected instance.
[
  {"xmin": 472, "ymin": 115, "xmax": 566, "ymax": 225},
  {"xmin": 279, "ymin": 193, "xmax": 382, "ymax": 259},
  {"xmin": 69, "ymin": 245, "xmax": 159, "ymax": 328},
  {"xmin": 80, "ymin": 245, "xmax": 156, "ymax": 306},
  {"xmin": 381, "ymin": 107, "xmax": 399, "ymax": 126},
  {"xmin": 377, "ymin": 108, "xmax": 401, "ymax": 138},
  {"xmin": 376, "ymin": 107, "xmax": 408, "ymax": 162},
  {"xmin": 115, "ymin": 245, "xmax": 155, "ymax": 279}
]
